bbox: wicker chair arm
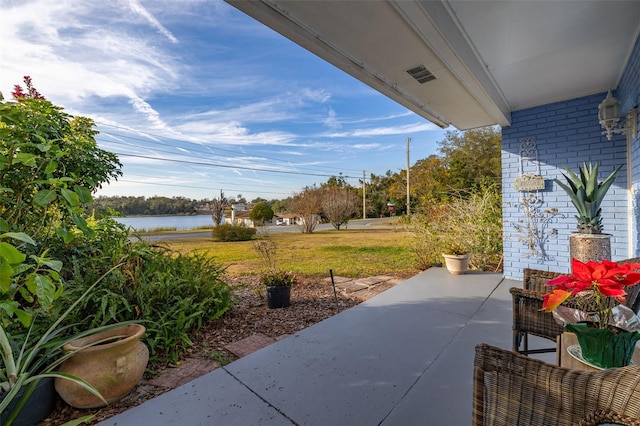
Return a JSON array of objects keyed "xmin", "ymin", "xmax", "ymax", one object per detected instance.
[
  {"xmin": 510, "ymin": 287, "xmax": 565, "ymax": 345},
  {"xmin": 473, "ymin": 343, "xmax": 640, "ymax": 426},
  {"xmin": 523, "ymin": 268, "xmax": 563, "ymax": 293}
]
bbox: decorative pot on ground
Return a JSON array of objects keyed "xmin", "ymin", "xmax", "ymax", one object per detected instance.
[
  {"xmin": 443, "ymin": 253, "xmax": 471, "ymax": 275},
  {"xmin": 54, "ymin": 323, "xmax": 149, "ymax": 409},
  {"xmin": 565, "ymin": 323, "xmax": 640, "ymax": 368},
  {"xmin": 267, "ymin": 285, "xmax": 291, "ymax": 308}
]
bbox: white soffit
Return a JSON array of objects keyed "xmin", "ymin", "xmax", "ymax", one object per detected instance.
[
  {"xmin": 447, "ymin": 0, "xmax": 640, "ymax": 111},
  {"xmin": 226, "ymin": 0, "xmax": 640, "ymax": 130}
]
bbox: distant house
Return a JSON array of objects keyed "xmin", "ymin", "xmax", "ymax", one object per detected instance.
[
  {"xmin": 275, "ymin": 213, "xmax": 300, "ymax": 226},
  {"xmin": 225, "ymin": 209, "xmax": 322, "ymax": 228},
  {"xmin": 223, "ymin": 203, "xmax": 255, "ymax": 227},
  {"xmin": 274, "ymin": 213, "xmax": 321, "ymax": 226},
  {"xmin": 227, "ymin": 209, "xmax": 255, "ymax": 227}
]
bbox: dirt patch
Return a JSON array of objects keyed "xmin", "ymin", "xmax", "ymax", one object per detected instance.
[{"xmin": 38, "ymin": 274, "xmax": 403, "ymax": 425}]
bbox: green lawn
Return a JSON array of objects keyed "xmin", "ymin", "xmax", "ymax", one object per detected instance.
[{"xmin": 163, "ymin": 228, "xmax": 419, "ymax": 278}]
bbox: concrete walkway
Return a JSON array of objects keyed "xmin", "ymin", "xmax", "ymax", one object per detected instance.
[{"xmin": 100, "ymin": 268, "xmax": 550, "ymax": 426}]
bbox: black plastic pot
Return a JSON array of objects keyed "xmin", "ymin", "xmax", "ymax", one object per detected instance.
[
  {"xmin": 1, "ymin": 377, "xmax": 57, "ymax": 426},
  {"xmin": 266, "ymin": 285, "xmax": 291, "ymax": 309}
]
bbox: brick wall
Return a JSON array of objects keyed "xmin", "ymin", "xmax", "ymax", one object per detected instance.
[
  {"xmin": 618, "ymin": 35, "xmax": 640, "ymax": 264},
  {"xmin": 501, "ymin": 94, "xmax": 628, "ymax": 280},
  {"xmin": 501, "ymin": 34, "xmax": 640, "ymax": 281}
]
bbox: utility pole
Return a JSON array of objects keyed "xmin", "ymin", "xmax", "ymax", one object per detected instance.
[
  {"xmin": 406, "ymin": 137, "xmax": 411, "ymax": 217},
  {"xmin": 362, "ymin": 170, "xmax": 366, "ymax": 219}
]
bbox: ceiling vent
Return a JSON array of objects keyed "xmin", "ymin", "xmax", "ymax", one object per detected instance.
[{"xmin": 406, "ymin": 65, "xmax": 435, "ymax": 84}]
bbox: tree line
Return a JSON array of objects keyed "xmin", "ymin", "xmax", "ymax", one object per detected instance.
[{"xmin": 89, "ymin": 196, "xmax": 203, "ymax": 216}]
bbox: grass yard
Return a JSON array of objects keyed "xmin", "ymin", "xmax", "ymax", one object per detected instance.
[{"xmin": 162, "ymin": 228, "xmax": 419, "ymax": 278}]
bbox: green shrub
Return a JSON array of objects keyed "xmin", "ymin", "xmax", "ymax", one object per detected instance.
[
  {"xmin": 412, "ymin": 186, "xmax": 502, "ymax": 271},
  {"xmin": 259, "ymin": 269, "xmax": 298, "ymax": 287},
  {"xmin": 0, "ymin": 88, "xmax": 231, "ymax": 368},
  {"xmin": 52, "ymin": 218, "xmax": 233, "ymax": 364},
  {"xmin": 211, "ymin": 223, "xmax": 256, "ymax": 241}
]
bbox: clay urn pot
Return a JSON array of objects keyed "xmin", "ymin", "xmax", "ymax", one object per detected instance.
[{"xmin": 55, "ymin": 323, "xmax": 149, "ymax": 409}]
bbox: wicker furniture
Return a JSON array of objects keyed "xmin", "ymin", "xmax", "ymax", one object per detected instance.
[
  {"xmin": 473, "ymin": 343, "xmax": 640, "ymax": 426},
  {"xmin": 511, "ymin": 260, "xmax": 640, "ymax": 355},
  {"xmin": 510, "ymin": 268, "xmax": 563, "ymax": 354}
]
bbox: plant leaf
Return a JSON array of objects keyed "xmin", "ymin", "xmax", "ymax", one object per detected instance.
[
  {"xmin": 44, "ymin": 160, "xmax": 58, "ymax": 174},
  {"xmin": 0, "ymin": 259, "xmax": 14, "ymax": 292},
  {"xmin": 60, "ymin": 188, "xmax": 80, "ymax": 207},
  {"xmin": 33, "ymin": 189, "xmax": 57, "ymax": 207},
  {"xmin": 73, "ymin": 185, "xmax": 92, "ymax": 204},
  {"xmin": 0, "ymin": 232, "xmax": 35, "ymax": 246},
  {"xmin": 0, "ymin": 241, "xmax": 27, "ymax": 264},
  {"xmin": 60, "ymin": 415, "xmax": 96, "ymax": 426}
]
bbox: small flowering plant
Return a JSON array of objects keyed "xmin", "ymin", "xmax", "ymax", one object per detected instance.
[
  {"xmin": 542, "ymin": 259, "xmax": 640, "ymax": 328},
  {"xmin": 260, "ymin": 269, "xmax": 298, "ymax": 287}
]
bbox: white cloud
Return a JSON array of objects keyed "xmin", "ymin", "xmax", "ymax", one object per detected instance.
[
  {"xmin": 127, "ymin": 0, "xmax": 178, "ymax": 43},
  {"xmin": 0, "ymin": 0, "xmax": 182, "ymax": 122},
  {"xmin": 324, "ymin": 122, "xmax": 439, "ymax": 138},
  {"xmin": 352, "ymin": 143, "xmax": 382, "ymax": 150},
  {"xmin": 301, "ymin": 88, "xmax": 331, "ymax": 103},
  {"xmin": 129, "ymin": 96, "xmax": 172, "ymax": 132},
  {"xmin": 324, "ymin": 108, "xmax": 342, "ymax": 129}
]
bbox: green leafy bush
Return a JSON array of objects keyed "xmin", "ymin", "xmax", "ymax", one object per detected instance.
[
  {"xmin": 212, "ymin": 223, "xmax": 256, "ymax": 241},
  {"xmin": 412, "ymin": 186, "xmax": 502, "ymax": 271},
  {"xmin": 0, "ymin": 85, "xmax": 120, "ymax": 333},
  {"xmin": 0, "ymin": 94, "xmax": 121, "ymax": 243},
  {"xmin": 259, "ymin": 269, "xmax": 298, "ymax": 287},
  {"xmin": 0, "ymin": 83, "xmax": 233, "ymax": 368},
  {"xmin": 55, "ymin": 221, "xmax": 233, "ymax": 363}
]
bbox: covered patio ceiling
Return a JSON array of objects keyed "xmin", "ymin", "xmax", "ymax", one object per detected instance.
[{"xmin": 226, "ymin": 0, "xmax": 640, "ymax": 130}]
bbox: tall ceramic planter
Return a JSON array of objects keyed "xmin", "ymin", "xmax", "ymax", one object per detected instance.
[
  {"xmin": 569, "ymin": 233, "xmax": 611, "ymax": 267},
  {"xmin": 55, "ymin": 324, "xmax": 149, "ymax": 409},
  {"xmin": 443, "ymin": 253, "xmax": 471, "ymax": 275}
]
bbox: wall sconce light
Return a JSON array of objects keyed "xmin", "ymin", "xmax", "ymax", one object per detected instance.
[{"xmin": 598, "ymin": 89, "xmax": 638, "ymax": 141}]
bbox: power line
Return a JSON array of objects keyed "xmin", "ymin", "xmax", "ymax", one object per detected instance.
[
  {"xmin": 96, "ymin": 135, "xmax": 368, "ymax": 182},
  {"xmin": 111, "ymin": 152, "xmax": 364, "ymax": 180},
  {"xmin": 113, "ymin": 179, "xmax": 294, "ymax": 196},
  {"xmin": 95, "ymin": 121, "xmax": 365, "ymax": 175}
]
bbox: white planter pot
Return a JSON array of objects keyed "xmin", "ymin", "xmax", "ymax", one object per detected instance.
[{"xmin": 443, "ymin": 253, "xmax": 471, "ymax": 275}]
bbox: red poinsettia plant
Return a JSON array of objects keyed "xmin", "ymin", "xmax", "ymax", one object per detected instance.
[{"xmin": 542, "ymin": 259, "xmax": 640, "ymax": 329}]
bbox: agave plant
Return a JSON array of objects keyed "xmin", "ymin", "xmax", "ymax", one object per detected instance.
[{"xmin": 555, "ymin": 162, "xmax": 622, "ymax": 234}]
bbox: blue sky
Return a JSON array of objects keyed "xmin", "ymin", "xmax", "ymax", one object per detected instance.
[{"xmin": 1, "ymin": 0, "xmax": 448, "ymax": 201}]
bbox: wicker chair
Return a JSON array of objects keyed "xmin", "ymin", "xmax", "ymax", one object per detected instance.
[
  {"xmin": 473, "ymin": 343, "xmax": 640, "ymax": 426},
  {"xmin": 511, "ymin": 259, "xmax": 640, "ymax": 355},
  {"xmin": 511, "ymin": 268, "xmax": 564, "ymax": 354}
]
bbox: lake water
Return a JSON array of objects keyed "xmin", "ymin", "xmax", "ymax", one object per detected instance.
[{"xmin": 114, "ymin": 215, "xmax": 214, "ymax": 231}]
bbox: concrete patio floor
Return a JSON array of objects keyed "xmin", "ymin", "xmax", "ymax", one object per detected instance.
[{"xmin": 100, "ymin": 267, "xmax": 553, "ymax": 426}]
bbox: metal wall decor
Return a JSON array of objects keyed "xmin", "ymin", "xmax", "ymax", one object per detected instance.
[
  {"xmin": 514, "ymin": 137, "xmax": 545, "ymax": 191},
  {"xmin": 510, "ymin": 137, "xmax": 562, "ymax": 260}
]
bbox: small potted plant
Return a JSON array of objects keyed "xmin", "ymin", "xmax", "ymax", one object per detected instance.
[
  {"xmin": 542, "ymin": 258, "xmax": 640, "ymax": 368},
  {"xmin": 442, "ymin": 242, "xmax": 471, "ymax": 275},
  {"xmin": 260, "ymin": 269, "xmax": 298, "ymax": 309}
]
